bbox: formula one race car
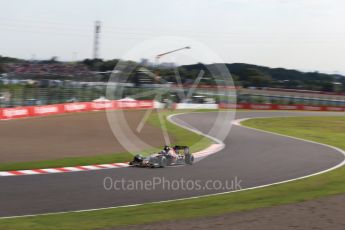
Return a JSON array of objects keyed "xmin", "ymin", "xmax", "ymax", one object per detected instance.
[{"xmin": 129, "ymin": 145, "xmax": 194, "ymax": 168}]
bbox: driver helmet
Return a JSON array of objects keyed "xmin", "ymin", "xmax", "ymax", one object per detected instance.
[{"xmin": 163, "ymin": 145, "xmax": 170, "ymax": 152}]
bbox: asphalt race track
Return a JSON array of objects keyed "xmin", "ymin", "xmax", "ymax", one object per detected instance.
[{"xmin": 0, "ymin": 111, "xmax": 344, "ymax": 217}]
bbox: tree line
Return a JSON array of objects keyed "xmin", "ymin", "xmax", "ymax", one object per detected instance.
[{"xmin": 1, "ymin": 55, "xmax": 344, "ymax": 92}]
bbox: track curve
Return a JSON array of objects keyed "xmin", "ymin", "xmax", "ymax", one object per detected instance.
[{"xmin": 0, "ymin": 111, "xmax": 344, "ymax": 218}]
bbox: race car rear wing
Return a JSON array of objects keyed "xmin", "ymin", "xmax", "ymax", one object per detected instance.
[{"xmin": 173, "ymin": 145, "xmax": 190, "ymax": 154}]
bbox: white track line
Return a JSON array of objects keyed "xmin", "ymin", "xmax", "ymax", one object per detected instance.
[{"xmin": 1, "ymin": 114, "xmax": 345, "ymax": 220}]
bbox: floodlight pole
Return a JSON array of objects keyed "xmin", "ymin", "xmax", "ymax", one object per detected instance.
[
  {"xmin": 155, "ymin": 46, "xmax": 191, "ymax": 63},
  {"xmin": 154, "ymin": 46, "xmax": 191, "ymax": 82}
]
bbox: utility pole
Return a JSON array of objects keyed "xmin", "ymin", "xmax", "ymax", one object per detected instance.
[{"xmin": 93, "ymin": 21, "xmax": 101, "ymax": 59}]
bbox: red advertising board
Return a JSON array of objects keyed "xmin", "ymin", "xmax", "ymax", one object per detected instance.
[
  {"xmin": 90, "ymin": 101, "xmax": 115, "ymax": 110},
  {"xmin": 32, "ymin": 105, "xmax": 64, "ymax": 116},
  {"xmin": 0, "ymin": 107, "xmax": 32, "ymax": 119},
  {"xmin": 115, "ymin": 100, "xmax": 154, "ymax": 109},
  {"xmin": 64, "ymin": 102, "xmax": 90, "ymax": 113},
  {"xmin": 324, "ymin": 106, "xmax": 345, "ymax": 112},
  {"xmin": 218, "ymin": 103, "xmax": 345, "ymax": 112},
  {"xmin": 0, "ymin": 100, "xmax": 155, "ymax": 120},
  {"xmin": 0, "ymin": 101, "xmax": 343, "ymax": 120}
]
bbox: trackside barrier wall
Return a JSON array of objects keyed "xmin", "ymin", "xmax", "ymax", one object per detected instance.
[
  {"xmin": 0, "ymin": 100, "xmax": 154, "ymax": 120},
  {"xmin": 218, "ymin": 103, "xmax": 345, "ymax": 112},
  {"xmin": 1, "ymin": 102, "xmax": 344, "ymax": 120},
  {"xmin": 174, "ymin": 103, "xmax": 219, "ymax": 109}
]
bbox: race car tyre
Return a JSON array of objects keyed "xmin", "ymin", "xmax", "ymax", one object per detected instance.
[
  {"xmin": 158, "ymin": 156, "xmax": 167, "ymax": 168},
  {"xmin": 166, "ymin": 157, "xmax": 173, "ymax": 166},
  {"xmin": 133, "ymin": 154, "xmax": 144, "ymax": 163},
  {"xmin": 185, "ymin": 153, "xmax": 194, "ymax": 165},
  {"xmin": 184, "ymin": 147, "xmax": 190, "ymax": 154}
]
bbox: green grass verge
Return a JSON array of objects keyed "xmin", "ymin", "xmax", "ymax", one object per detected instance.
[
  {"xmin": 0, "ymin": 110, "xmax": 212, "ymax": 171},
  {"xmin": 241, "ymin": 116, "xmax": 345, "ymax": 150},
  {"xmin": 0, "ymin": 116, "xmax": 345, "ymax": 229},
  {"xmin": 147, "ymin": 111, "xmax": 213, "ymax": 154}
]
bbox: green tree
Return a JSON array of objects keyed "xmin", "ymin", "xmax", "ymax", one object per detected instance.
[{"xmin": 321, "ymin": 82, "xmax": 334, "ymax": 92}]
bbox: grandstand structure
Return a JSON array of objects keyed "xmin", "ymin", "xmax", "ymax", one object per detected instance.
[{"xmin": 4, "ymin": 63, "xmax": 93, "ymax": 78}]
